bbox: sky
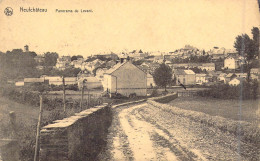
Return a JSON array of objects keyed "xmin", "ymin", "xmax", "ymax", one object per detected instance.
[{"xmin": 0, "ymin": 0, "xmax": 259, "ymax": 57}]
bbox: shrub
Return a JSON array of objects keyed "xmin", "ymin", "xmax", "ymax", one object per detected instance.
[{"xmin": 197, "ymin": 80, "xmax": 259, "ymax": 100}]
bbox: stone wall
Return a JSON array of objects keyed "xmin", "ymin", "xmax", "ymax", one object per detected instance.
[{"xmin": 39, "ymin": 104, "xmax": 112, "ymax": 161}]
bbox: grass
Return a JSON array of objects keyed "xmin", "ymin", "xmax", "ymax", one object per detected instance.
[{"xmin": 167, "ymin": 96, "xmax": 259, "ymax": 125}]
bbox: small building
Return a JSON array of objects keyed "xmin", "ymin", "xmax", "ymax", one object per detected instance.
[
  {"xmin": 224, "ymin": 56, "xmax": 240, "ymax": 69},
  {"xmin": 78, "ymin": 77, "xmax": 102, "ymax": 90},
  {"xmin": 95, "ymin": 68, "xmax": 107, "ymax": 81},
  {"xmin": 225, "ymin": 73, "xmax": 237, "ymax": 82},
  {"xmin": 43, "ymin": 76, "xmax": 63, "ymax": 85},
  {"xmin": 236, "ymin": 73, "xmax": 247, "ymax": 78},
  {"xmin": 147, "ymin": 73, "xmax": 156, "ymax": 88},
  {"xmin": 24, "ymin": 78, "xmax": 45, "ymax": 86},
  {"xmin": 64, "ymin": 77, "xmax": 77, "ymax": 85},
  {"xmin": 195, "ymin": 74, "xmax": 208, "ymax": 85},
  {"xmin": 251, "ymin": 68, "xmax": 259, "ymax": 74},
  {"xmin": 174, "ymin": 69, "xmax": 196, "ymax": 85},
  {"xmin": 103, "ymin": 61, "xmax": 147, "ymax": 97},
  {"xmin": 218, "ymin": 73, "xmax": 227, "ymax": 83},
  {"xmin": 229, "ymin": 77, "xmax": 245, "ymax": 86},
  {"xmin": 198, "ymin": 63, "xmax": 215, "ymax": 71},
  {"xmin": 15, "ymin": 81, "xmax": 25, "ymax": 87}
]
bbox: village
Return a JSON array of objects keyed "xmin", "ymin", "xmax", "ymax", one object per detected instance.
[
  {"xmin": 8, "ymin": 44, "xmax": 259, "ymax": 97},
  {"xmin": 0, "ymin": 0, "xmax": 259, "ymax": 159}
]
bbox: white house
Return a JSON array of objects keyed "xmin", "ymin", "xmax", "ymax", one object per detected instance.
[
  {"xmin": 103, "ymin": 60, "xmax": 147, "ymax": 97},
  {"xmin": 198, "ymin": 63, "xmax": 215, "ymax": 71},
  {"xmin": 174, "ymin": 69, "xmax": 196, "ymax": 85},
  {"xmin": 229, "ymin": 77, "xmax": 245, "ymax": 86},
  {"xmin": 224, "ymin": 56, "xmax": 240, "ymax": 69},
  {"xmin": 147, "ymin": 73, "xmax": 156, "ymax": 88},
  {"xmin": 95, "ymin": 68, "xmax": 107, "ymax": 81},
  {"xmin": 78, "ymin": 77, "xmax": 102, "ymax": 89},
  {"xmin": 195, "ymin": 74, "xmax": 208, "ymax": 84}
]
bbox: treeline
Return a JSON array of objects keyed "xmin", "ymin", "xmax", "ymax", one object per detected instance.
[
  {"xmin": 0, "ymin": 49, "xmax": 82, "ymax": 81},
  {"xmin": 197, "ymin": 80, "xmax": 258, "ymax": 99},
  {"xmin": 172, "ymin": 55, "xmax": 211, "ymax": 63}
]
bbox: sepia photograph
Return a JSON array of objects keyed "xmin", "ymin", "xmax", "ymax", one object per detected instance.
[{"xmin": 0, "ymin": 0, "xmax": 259, "ymax": 160}]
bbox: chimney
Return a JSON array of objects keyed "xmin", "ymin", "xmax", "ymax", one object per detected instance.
[{"xmin": 24, "ymin": 45, "xmax": 29, "ymax": 52}]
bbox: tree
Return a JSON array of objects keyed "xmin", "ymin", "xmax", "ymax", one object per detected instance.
[
  {"xmin": 44, "ymin": 52, "xmax": 59, "ymax": 66},
  {"xmin": 153, "ymin": 63, "xmax": 172, "ymax": 91},
  {"xmin": 71, "ymin": 55, "xmax": 83, "ymax": 61},
  {"xmin": 234, "ymin": 27, "xmax": 259, "ymax": 80}
]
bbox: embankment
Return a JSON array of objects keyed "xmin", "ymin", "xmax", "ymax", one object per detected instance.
[{"xmin": 147, "ymin": 95, "xmax": 260, "ymax": 147}]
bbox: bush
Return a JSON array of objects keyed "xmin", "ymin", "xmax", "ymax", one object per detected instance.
[
  {"xmin": 150, "ymin": 89, "xmax": 159, "ymax": 97},
  {"xmin": 197, "ymin": 80, "xmax": 259, "ymax": 100}
]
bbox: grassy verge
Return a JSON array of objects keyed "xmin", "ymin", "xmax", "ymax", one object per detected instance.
[{"xmin": 167, "ymin": 96, "xmax": 259, "ymax": 125}]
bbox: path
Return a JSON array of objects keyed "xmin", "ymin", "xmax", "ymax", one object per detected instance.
[{"xmin": 98, "ymin": 102, "xmax": 259, "ymax": 161}]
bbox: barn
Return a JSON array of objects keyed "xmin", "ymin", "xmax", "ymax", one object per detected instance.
[{"xmin": 103, "ymin": 60, "xmax": 147, "ymax": 97}]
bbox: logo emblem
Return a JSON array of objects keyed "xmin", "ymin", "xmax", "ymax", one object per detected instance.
[{"xmin": 4, "ymin": 7, "xmax": 13, "ymax": 16}]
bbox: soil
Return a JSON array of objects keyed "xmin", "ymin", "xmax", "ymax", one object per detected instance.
[{"xmin": 98, "ymin": 102, "xmax": 259, "ymax": 161}]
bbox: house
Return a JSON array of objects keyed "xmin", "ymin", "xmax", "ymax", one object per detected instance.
[
  {"xmin": 43, "ymin": 76, "xmax": 63, "ymax": 85},
  {"xmin": 236, "ymin": 73, "xmax": 247, "ymax": 78},
  {"xmin": 24, "ymin": 78, "xmax": 46, "ymax": 86},
  {"xmin": 224, "ymin": 56, "xmax": 240, "ymax": 69},
  {"xmin": 78, "ymin": 77, "xmax": 102, "ymax": 89},
  {"xmin": 229, "ymin": 77, "xmax": 245, "ymax": 86},
  {"xmin": 218, "ymin": 73, "xmax": 227, "ymax": 83},
  {"xmin": 71, "ymin": 58, "xmax": 84, "ymax": 68},
  {"xmin": 64, "ymin": 77, "xmax": 77, "ymax": 85},
  {"xmin": 15, "ymin": 81, "xmax": 25, "ymax": 86},
  {"xmin": 95, "ymin": 68, "xmax": 107, "ymax": 81},
  {"xmin": 198, "ymin": 63, "xmax": 215, "ymax": 71},
  {"xmin": 251, "ymin": 74, "xmax": 259, "ymax": 80},
  {"xmin": 225, "ymin": 73, "xmax": 237, "ymax": 82},
  {"xmin": 195, "ymin": 74, "xmax": 208, "ymax": 85},
  {"xmin": 251, "ymin": 68, "xmax": 259, "ymax": 74},
  {"xmin": 56, "ymin": 56, "xmax": 71, "ymax": 70},
  {"xmin": 173, "ymin": 69, "xmax": 196, "ymax": 85},
  {"xmin": 103, "ymin": 60, "xmax": 147, "ymax": 97},
  {"xmin": 147, "ymin": 73, "xmax": 155, "ymax": 88}
]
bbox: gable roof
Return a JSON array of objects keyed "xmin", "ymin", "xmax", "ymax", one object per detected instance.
[
  {"xmin": 105, "ymin": 61, "xmax": 128, "ymax": 74},
  {"xmin": 174, "ymin": 69, "xmax": 195, "ymax": 75},
  {"xmin": 105, "ymin": 61, "xmax": 145, "ymax": 75}
]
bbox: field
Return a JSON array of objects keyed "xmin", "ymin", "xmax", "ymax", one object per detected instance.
[{"xmin": 167, "ymin": 96, "xmax": 260, "ymax": 125}]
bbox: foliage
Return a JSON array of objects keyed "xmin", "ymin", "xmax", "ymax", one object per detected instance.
[
  {"xmin": 172, "ymin": 55, "xmax": 211, "ymax": 63},
  {"xmin": 153, "ymin": 63, "xmax": 173, "ymax": 91},
  {"xmin": 234, "ymin": 27, "xmax": 259, "ymax": 80},
  {"xmin": 71, "ymin": 55, "xmax": 83, "ymax": 61},
  {"xmin": 43, "ymin": 52, "xmax": 59, "ymax": 67},
  {"xmin": 0, "ymin": 49, "xmax": 38, "ymax": 81},
  {"xmin": 197, "ymin": 80, "xmax": 258, "ymax": 100},
  {"xmin": 132, "ymin": 59, "xmax": 145, "ymax": 66}
]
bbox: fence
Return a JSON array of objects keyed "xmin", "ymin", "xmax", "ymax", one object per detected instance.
[{"xmin": 177, "ymin": 90, "xmax": 198, "ymax": 97}]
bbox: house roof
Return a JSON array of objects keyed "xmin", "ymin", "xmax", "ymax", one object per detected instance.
[
  {"xmin": 24, "ymin": 78, "xmax": 45, "ymax": 83},
  {"xmin": 64, "ymin": 77, "xmax": 77, "ymax": 81},
  {"xmin": 174, "ymin": 69, "xmax": 195, "ymax": 75},
  {"xmin": 196, "ymin": 73, "xmax": 207, "ymax": 77},
  {"xmin": 226, "ymin": 73, "xmax": 236, "ymax": 78},
  {"xmin": 105, "ymin": 61, "xmax": 128, "ymax": 74},
  {"xmin": 201, "ymin": 63, "xmax": 215, "ymax": 67}
]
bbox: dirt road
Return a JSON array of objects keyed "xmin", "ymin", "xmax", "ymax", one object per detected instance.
[{"xmin": 98, "ymin": 102, "xmax": 259, "ymax": 161}]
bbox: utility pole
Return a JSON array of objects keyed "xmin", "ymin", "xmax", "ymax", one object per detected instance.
[
  {"xmin": 80, "ymin": 79, "xmax": 86, "ymax": 110},
  {"xmin": 34, "ymin": 95, "xmax": 43, "ymax": 161},
  {"xmin": 62, "ymin": 76, "xmax": 66, "ymax": 112}
]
